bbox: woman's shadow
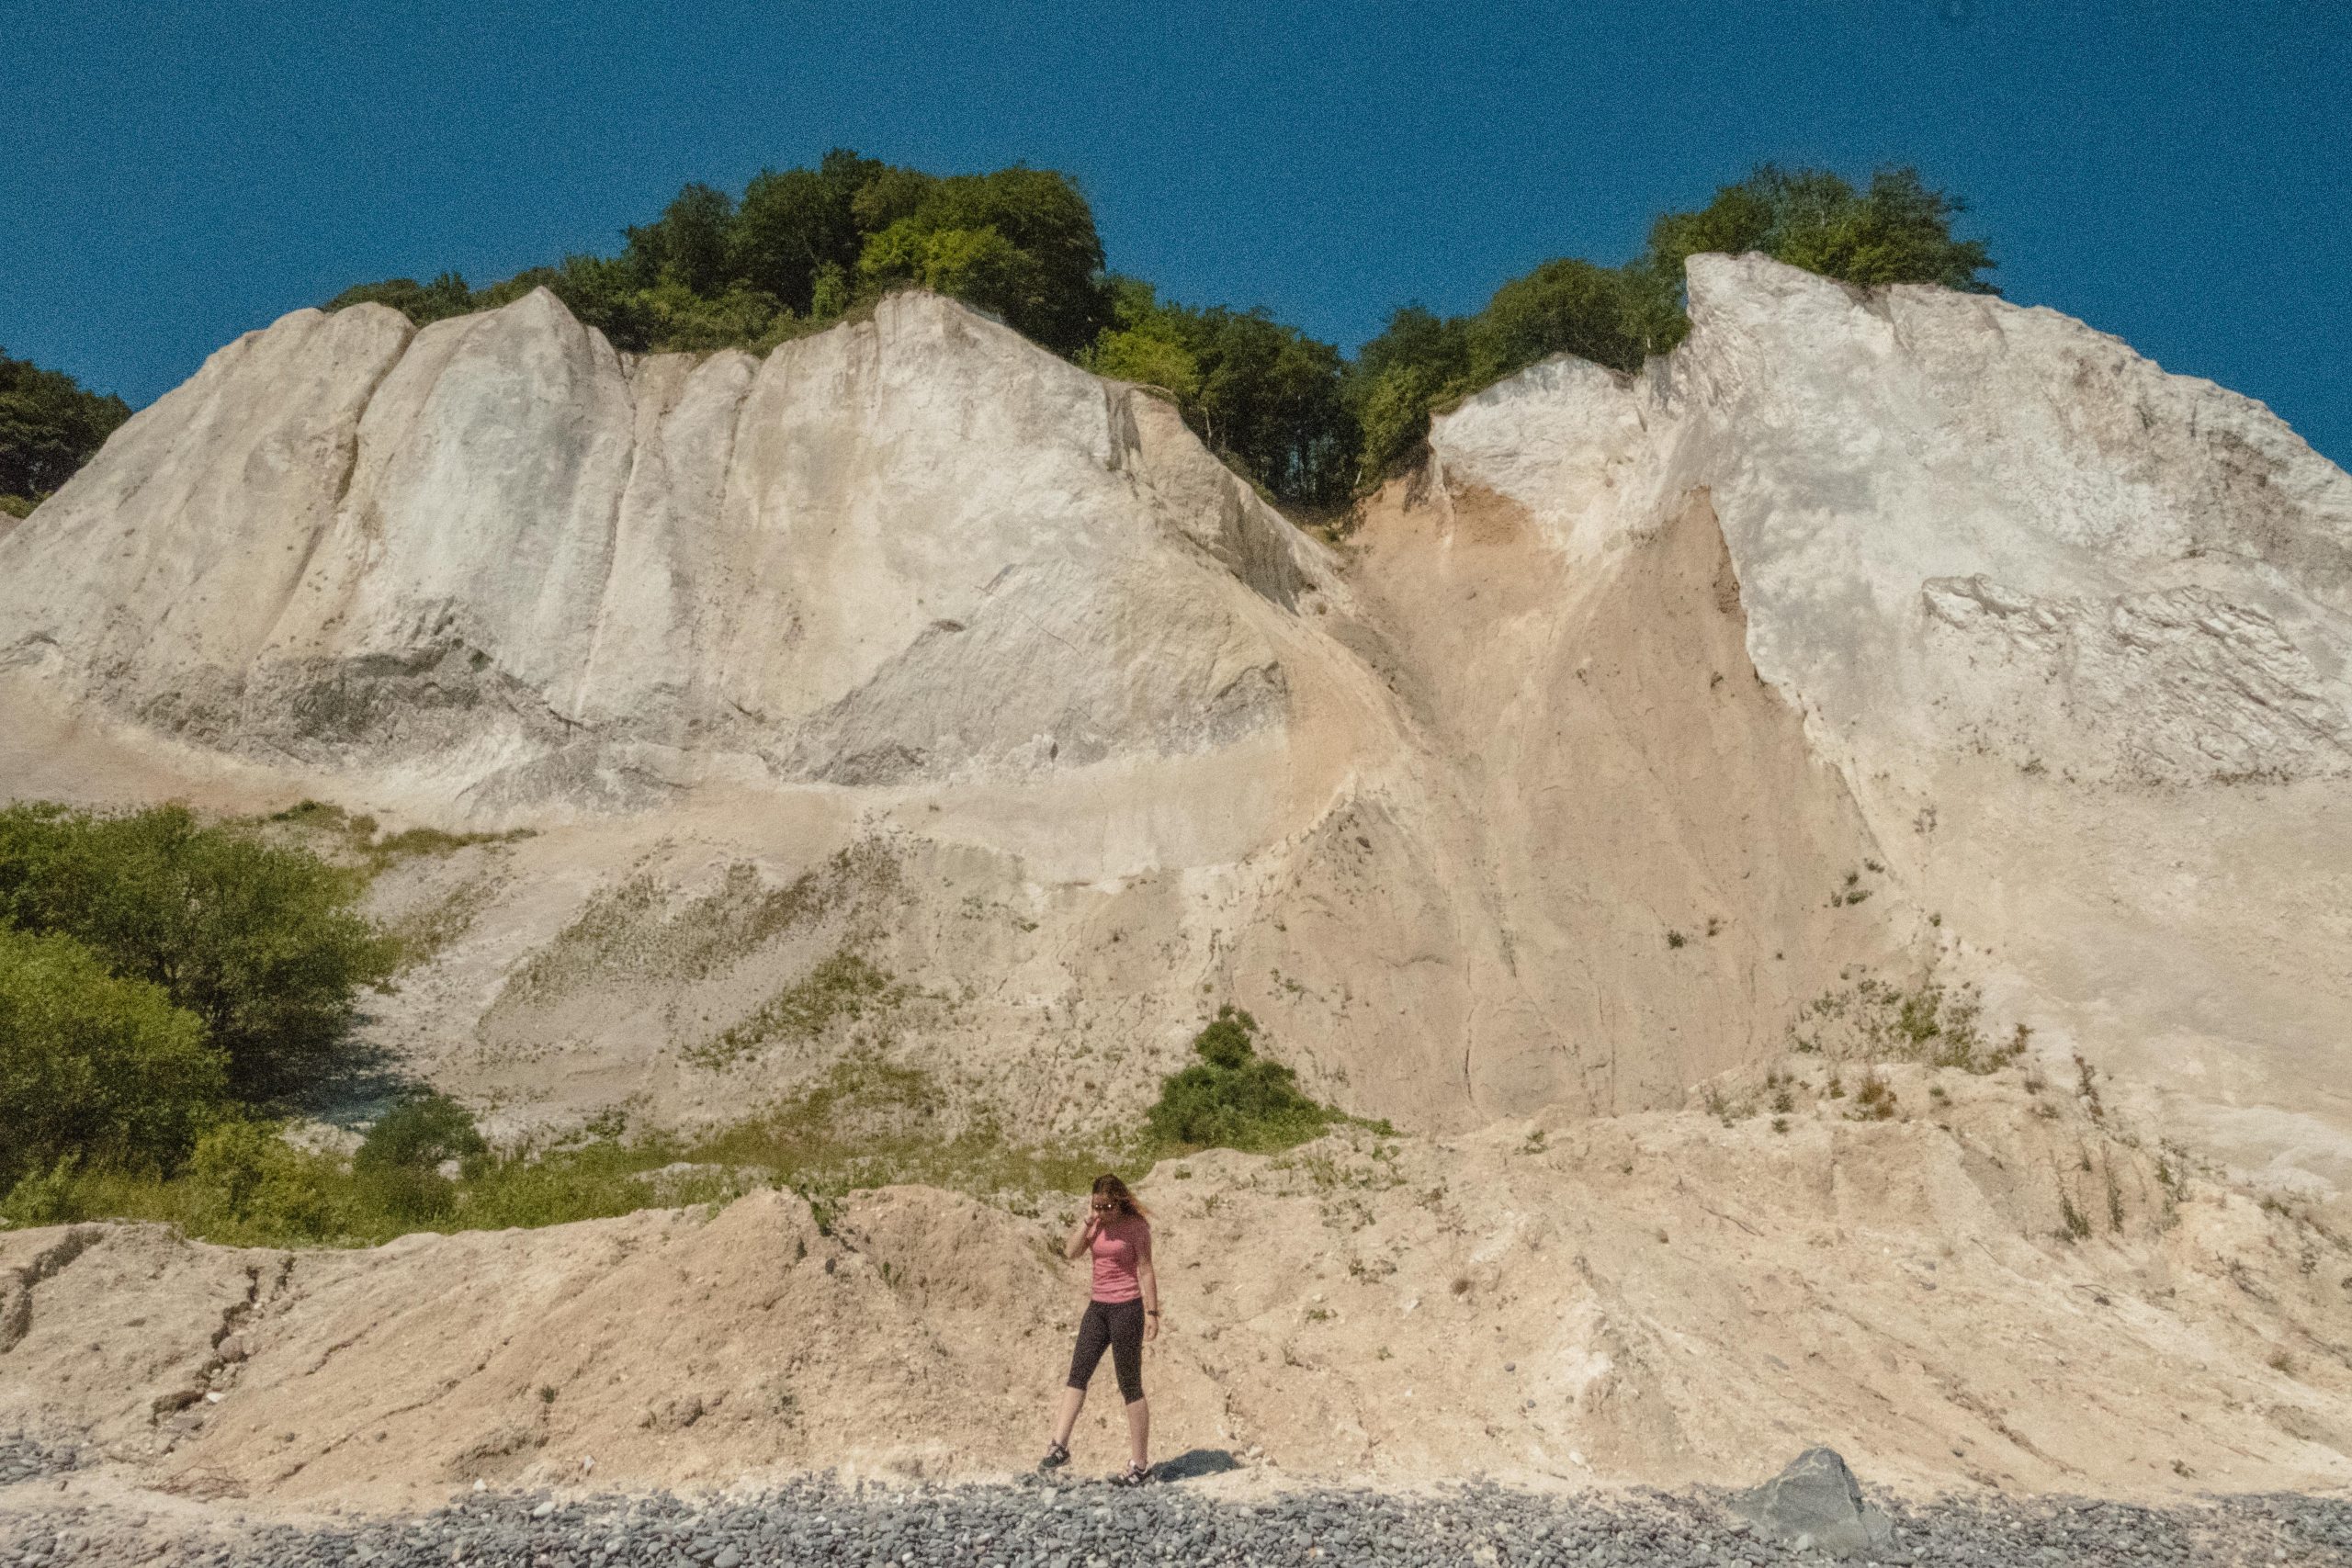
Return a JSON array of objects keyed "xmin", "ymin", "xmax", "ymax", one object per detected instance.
[{"xmin": 1151, "ymin": 1449, "xmax": 1241, "ymax": 1483}]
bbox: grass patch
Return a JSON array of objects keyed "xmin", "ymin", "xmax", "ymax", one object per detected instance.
[
  {"xmin": 2, "ymin": 1057, "xmax": 1125, "ymax": 1247},
  {"xmin": 266, "ymin": 799, "xmax": 533, "ymax": 873},
  {"xmin": 381, "ymin": 874, "xmax": 502, "ymax": 972},
  {"xmin": 500, "ymin": 844, "xmax": 897, "ymax": 1008},
  {"xmin": 687, "ymin": 950, "xmax": 910, "ymax": 1069},
  {"xmin": 1786, "ymin": 973, "xmax": 2027, "ymax": 1074}
]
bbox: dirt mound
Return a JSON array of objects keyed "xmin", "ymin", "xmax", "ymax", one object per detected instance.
[{"xmin": 5, "ymin": 1077, "xmax": 2347, "ymax": 1511}]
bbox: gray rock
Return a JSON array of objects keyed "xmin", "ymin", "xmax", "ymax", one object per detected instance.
[{"xmin": 1731, "ymin": 1448, "xmax": 1894, "ymax": 1561}]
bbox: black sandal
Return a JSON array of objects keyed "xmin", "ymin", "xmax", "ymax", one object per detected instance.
[
  {"xmin": 1038, "ymin": 1441, "xmax": 1070, "ymax": 1472},
  {"xmin": 1113, "ymin": 1461, "xmax": 1150, "ymax": 1487}
]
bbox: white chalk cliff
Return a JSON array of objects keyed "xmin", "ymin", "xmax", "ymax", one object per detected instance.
[
  {"xmin": 0, "ymin": 290, "xmax": 1314, "ymax": 810},
  {"xmin": 4, "ymin": 260, "xmax": 2347, "ymax": 1190}
]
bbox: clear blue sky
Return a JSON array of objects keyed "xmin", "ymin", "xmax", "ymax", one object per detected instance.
[{"xmin": 6, "ymin": 1, "xmax": 2346, "ymax": 465}]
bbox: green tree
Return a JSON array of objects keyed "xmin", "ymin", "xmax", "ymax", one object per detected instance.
[
  {"xmin": 1190, "ymin": 308, "xmax": 1355, "ymax": 507},
  {"xmin": 0, "ymin": 924, "xmax": 225, "ymax": 1188},
  {"xmin": 1344, "ymin": 305, "xmax": 1474, "ymax": 486},
  {"xmin": 0, "ymin": 350, "xmax": 132, "ymax": 503},
  {"xmin": 728, "ymin": 155, "xmax": 869, "ymax": 313},
  {"xmin": 1468, "ymin": 257, "xmax": 1652, "ymax": 379},
  {"xmin": 1083, "ymin": 277, "xmax": 1200, "ymax": 393},
  {"xmin": 859, "ymin": 166, "xmax": 1110, "ymax": 354},
  {"xmin": 623, "ymin": 182, "xmax": 737, "ymax": 296},
  {"xmin": 0, "ymin": 804, "xmax": 397, "ymax": 1096},
  {"xmin": 1085, "ymin": 280, "xmax": 1355, "ymax": 507}
]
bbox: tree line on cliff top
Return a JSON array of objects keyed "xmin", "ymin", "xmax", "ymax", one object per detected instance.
[
  {"xmin": 5, "ymin": 161, "xmax": 1993, "ymax": 522},
  {"xmin": 327, "ymin": 157, "xmax": 1994, "ymax": 511}
]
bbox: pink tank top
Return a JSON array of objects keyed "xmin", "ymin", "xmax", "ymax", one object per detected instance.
[{"xmin": 1090, "ymin": 1214, "xmax": 1150, "ymax": 1303}]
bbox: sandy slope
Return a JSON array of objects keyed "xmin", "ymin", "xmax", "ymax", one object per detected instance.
[{"xmin": 6, "ymin": 1069, "xmax": 2346, "ymax": 1513}]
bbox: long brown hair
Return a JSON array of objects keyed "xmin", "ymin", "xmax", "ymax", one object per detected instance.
[{"xmin": 1091, "ymin": 1172, "xmax": 1149, "ymax": 1221}]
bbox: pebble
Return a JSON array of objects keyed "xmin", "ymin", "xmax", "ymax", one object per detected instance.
[{"xmin": 2, "ymin": 1436, "xmax": 2348, "ymax": 1566}]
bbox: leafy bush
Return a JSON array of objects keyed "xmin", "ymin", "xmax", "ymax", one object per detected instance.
[
  {"xmin": 182, "ymin": 1118, "xmax": 361, "ymax": 1240},
  {"xmin": 0, "ymin": 925, "xmax": 224, "ymax": 1189},
  {"xmin": 0, "ymin": 349, "xmax": 130, "ymax": 503},
  {"xmin": 0, "ymin": 803, "xmax": 398, "ymax": 1095},
  {"xmin": 353, "ymin": 1091, "xmax": 489, "ymax": 1223},
  {"xmin": 1645, "ymin": 164, "xmax": 1996, "ymax": 300},
  {"xmin": 1145, "ymin": 1006, "xmax": 1336, "ymax": 1154}
]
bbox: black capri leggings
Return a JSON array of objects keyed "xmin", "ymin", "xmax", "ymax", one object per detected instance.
[{"xmin": 1066, "ymin": 1298, "xmax": 1146, "ymax": 1404}]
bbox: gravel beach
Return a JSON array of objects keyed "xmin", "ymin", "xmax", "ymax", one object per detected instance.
[{"xmin": 3, "ymin": 1437, "xmax": 2345, "ymax": 1568}]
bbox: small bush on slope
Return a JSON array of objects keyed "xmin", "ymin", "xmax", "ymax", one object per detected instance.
[
  {"xmin": 352, "ymin": 1090, "xmax": 491, "ymax": 1224},
  {"xmin": 1145, "ymin": 1005, "xmax": 1339, "ymax": 1155}
]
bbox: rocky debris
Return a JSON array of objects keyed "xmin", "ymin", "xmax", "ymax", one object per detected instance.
[
  {"xmin": 2, "ymin": 1475, "xmax": 2347, "ymax": 1567},
  {"xmin": 1731, "ymin": 1447, "xmax": 1893, "ymax": 1558},
  {"xmin": 0, "ymin": 1430, "xmax": 81, "ymax": 1485}
]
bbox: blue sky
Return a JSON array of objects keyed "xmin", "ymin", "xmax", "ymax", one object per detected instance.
[{"xmin": 6, "ymin": 1, "xmax": 2346, "ymax": 465}]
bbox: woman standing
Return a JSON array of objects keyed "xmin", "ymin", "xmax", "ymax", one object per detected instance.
[{"xmin": 1039, "ymin": 1174, "xmax": 1159, "ymax": 1484}]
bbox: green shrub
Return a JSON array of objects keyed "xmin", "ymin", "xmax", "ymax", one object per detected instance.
[
  {"xmin": 183, "ymin": 1119, "xmax": 362, "ymax": 1243},
  {"xmin": 0, "ymin": 803, "xmax": 398, "ymax": 1095},
  {"xmin": 1145, "ymin": 1006, "xmax": 1336, "ymax": 1154},
  {"xmin": 0, "ymin": 924, "xmax": 224, "ymax": 1189},
  {"xmin": 356, "ymin": 1091, "xmax": 487, "ymax": 1171},
  {"xmin": 354, "ymin": 1091, "xmax": 490, "ymax": 1224}
]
